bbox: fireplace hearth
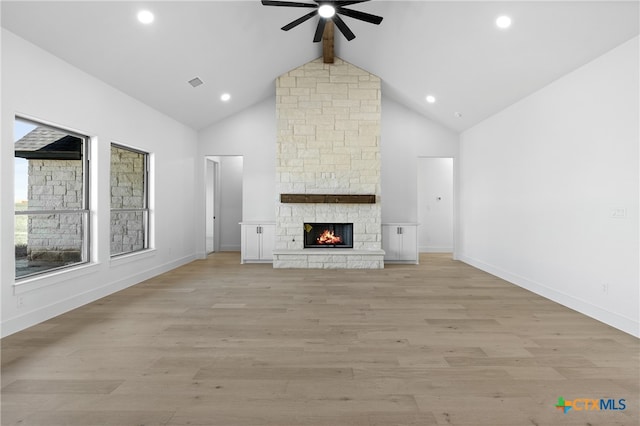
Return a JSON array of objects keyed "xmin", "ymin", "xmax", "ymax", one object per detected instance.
[{"xmin": 304, "ymin": 223, "xmax": 353, "ymax": 248}]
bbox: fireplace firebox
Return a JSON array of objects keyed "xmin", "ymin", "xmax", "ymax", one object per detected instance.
[{"xmin": 304, "ymin": 223, "xmax": 353, "ymax": 248}]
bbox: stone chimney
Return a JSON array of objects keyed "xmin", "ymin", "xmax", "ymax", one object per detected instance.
[{"xmin": 273, "ymin": 57, "xmax": 384, "ymax": 269}]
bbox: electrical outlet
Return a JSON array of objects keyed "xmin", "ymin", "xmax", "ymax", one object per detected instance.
[
  {"xmin": 17, "ymin": 296, "xmax": 25, "ymax": 309},
  {"xmin": 601, "ymin": 283, "xmax": 609, "ymax": 294}
]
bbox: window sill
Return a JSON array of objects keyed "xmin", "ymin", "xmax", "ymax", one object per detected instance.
[
  {"xmin": 14, "ymin": 262, "xmax": 100, "ymax": 295},
  {"xmin": 110, "ymin": 248, "xmax": 156, "ymax": 267}
]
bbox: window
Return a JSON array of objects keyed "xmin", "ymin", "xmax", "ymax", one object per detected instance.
[
  {"xmin": 14, "ymin": 117, "xmax": 90, "ymax": 279},
  {"xmin": 110, "ymin": 144, "xmax": 149, "ymax": 256}
]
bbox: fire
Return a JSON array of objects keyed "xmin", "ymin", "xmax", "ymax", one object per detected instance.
[{"xmin": 317, "ymin": 229, "xmax": 342, "ymax": 245}]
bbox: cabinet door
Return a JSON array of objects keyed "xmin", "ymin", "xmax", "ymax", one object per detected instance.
[
  {"xmin": 382, "ymin": 225, "xmax": 401, "ymax": 260},
  {"xmin": 243, "ymin": 225, "xmax": 262, "ymax": 260},
  {"xmin": 260, "ymin": 224, "xmax": 275, "ymax": 260},
  {"xmin": 399, "ymin": 226, "xmax": 417, "ymax": 262}
]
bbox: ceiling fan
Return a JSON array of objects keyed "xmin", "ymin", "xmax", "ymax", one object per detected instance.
[{"xmin": 261, "ymin": 0, "xmax": 383, "ymax": 42}]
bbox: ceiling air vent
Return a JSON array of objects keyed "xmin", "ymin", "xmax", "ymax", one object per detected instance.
[{"xmin": 188, "ymin": 77, "xmax": 204, "ymax": 88}]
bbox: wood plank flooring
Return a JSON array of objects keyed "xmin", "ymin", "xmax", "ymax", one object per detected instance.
[{"xmin": 2, "ymin": 253, "xmax": 638, "ymax": 425}]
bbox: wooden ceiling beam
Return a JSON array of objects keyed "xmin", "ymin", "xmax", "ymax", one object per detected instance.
[{"xmin": 323, "ymin": 20, "xmax": 334, "ymax": 64}]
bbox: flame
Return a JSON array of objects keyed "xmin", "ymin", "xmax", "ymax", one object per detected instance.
[{"xmin": 317, "ymin": 229, "xmax": 343, "ymax": 245}]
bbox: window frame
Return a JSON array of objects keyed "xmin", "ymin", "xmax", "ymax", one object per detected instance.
[
  {"xmin": 13, "ymin": 116, "xmax": 91, "ymax": 281},
  {"xmin": 109, "ymin": 143, "xmax": 150, "ymax": 257}
]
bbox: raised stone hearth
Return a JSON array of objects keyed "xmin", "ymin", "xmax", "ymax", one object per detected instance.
[
  {"xmin": 274, "ymin": 57, "xmax": 383, "ymax": 269},
  {"xmin": 272, "ymin": 249, "xmax": 385, "ymax": 269}
]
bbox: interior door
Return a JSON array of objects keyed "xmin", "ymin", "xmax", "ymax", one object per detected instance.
[
  {"xmin": 205, "ymin": 158, "xmax": 220, "ymax": 254},
  {"xmin": 417, "ymin": 157, "xmax": 454, "ymax": 253}
]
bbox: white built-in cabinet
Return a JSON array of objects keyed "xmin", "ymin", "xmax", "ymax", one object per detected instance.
[
  {"xmin": 382, "ymin": 223, "xmax": 418, "ymax": 264},
  {"xmin": 240, "ymin": 222, "xmax": 275, "ymax": 264}
]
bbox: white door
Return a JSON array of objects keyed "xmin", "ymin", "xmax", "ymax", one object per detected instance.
[
  {"xmin": 205, "ymin": 158, "xmax": 220, "ymax": 254},
  {"xmin": 418, "ymin": 157, "xmax": 454, "ymax": 253}
]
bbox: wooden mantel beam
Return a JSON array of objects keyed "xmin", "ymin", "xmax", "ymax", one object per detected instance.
[
  {"xmin": 280, "ymin": 194, "xmax": 376, "ymax": 204},
  {"xmin": 323, "ymin": 20, "xmax": 334, "ymax": 64}
]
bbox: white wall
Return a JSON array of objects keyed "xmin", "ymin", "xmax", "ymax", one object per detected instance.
[
  {"xmin": 1, "ymin": 30, "xmax": 198, "ymax": 337},
  {"xmin": 418, "ymin": 157, "xmax": 454, "ymax": 252},
  {"xmin": 196, "ymin": 94, "xmax": 460, "ymax": 258},
  {"xmin": 381, "ymin": 96, "xmax": 459, "ymax": 223},
  {"xmin": 196, "ymin": 97, "xmax": 277, "ymax": 258},
  {"xmin": 459, "ymin": 37, "xmax": 639, "ymax": 337}
]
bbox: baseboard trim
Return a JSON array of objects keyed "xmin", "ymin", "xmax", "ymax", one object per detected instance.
[
  {"xmin": 458, "ymin": 254, "xmax": 639, "ymax": 338},
  {"xmin": 419, "ymin": 246, "xmax": 453, "ymax": 253}
]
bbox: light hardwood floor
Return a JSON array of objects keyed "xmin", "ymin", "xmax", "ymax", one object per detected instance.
[{"xmin": 2, "ymin": 253, "xmax": 638, "ymax": 426}]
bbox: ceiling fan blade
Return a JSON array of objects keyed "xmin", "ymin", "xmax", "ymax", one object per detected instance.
[
  {"xmin": 262, "ymin": 0, "xmax": 317, "ymax": 8},
  {"xmin": 332, "ymin": 14, "xmax": 356, "ymax": 41},
  {"xmin": 336, "ymin": 7, "xmax": 383, "ymax": 24},
  {"xmin": 281, "ymin": 10, "xmax": 318, "ymax": 31},
  {"xmin": 334, "ymin": 1, "xmax": 371, "ymax": 5},
  {"xmin": 313, "ymin": 19, "xmax": 327, "ymax": 42}
]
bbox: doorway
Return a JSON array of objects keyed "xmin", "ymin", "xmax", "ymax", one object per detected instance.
[
  {"xmin": 205, "ymin": 156, "xmax": 243, "ymax": 254},
  {"xmin": 417, "ymin": 157, "xmax": 454, "ymax": 253}
]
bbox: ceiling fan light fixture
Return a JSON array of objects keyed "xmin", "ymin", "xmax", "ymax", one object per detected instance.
[{"xmin": 318, "ymin": 5, "xmax": 336, "ymax": 18}]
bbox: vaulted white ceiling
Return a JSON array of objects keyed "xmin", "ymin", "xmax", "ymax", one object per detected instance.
[{"xmin": 2, "ymin": 1, "xmax": 638, "ymax": 132}]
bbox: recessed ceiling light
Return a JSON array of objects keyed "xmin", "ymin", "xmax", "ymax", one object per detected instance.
[
  {"xmin": 137, "ymin": 10, "xmax": 154, "ymax": 25},
  {"xmin": 318, "ymin": 5, "xmax": 336, "ymax": 18},
  {"xmin": 426, "ymin": 95, "xmax": 436, "ymax": 104},
  {"xmin": 496, "ymin": 15, "xmax": 512, "ymax": 29},
  {"xmin": 220, "ymin": 93, "xmax": 231, "ymax": 102}
]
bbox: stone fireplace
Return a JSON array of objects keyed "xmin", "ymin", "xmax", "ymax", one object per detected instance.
[{"xmin": 273, "ymin": 57, "xmax": 384, "ymax": 269}]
